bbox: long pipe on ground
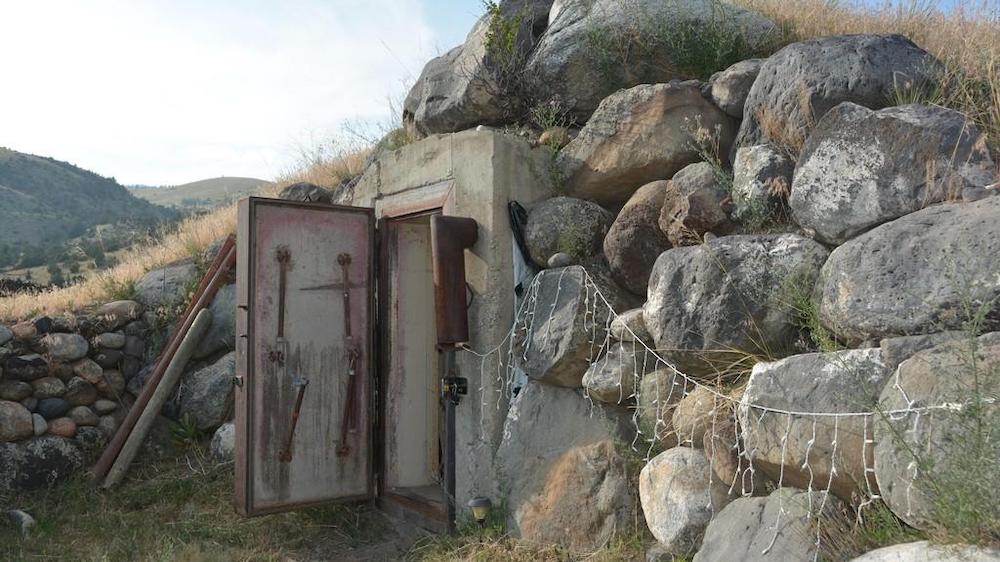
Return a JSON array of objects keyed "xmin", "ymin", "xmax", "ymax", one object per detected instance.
[
  {"xmin": 102, "ymin": 308, "xmax": 214, "ymax": 488},
  {"xmin": 92, "ymin": 245, "xmax": 237, "ymax": 482}
]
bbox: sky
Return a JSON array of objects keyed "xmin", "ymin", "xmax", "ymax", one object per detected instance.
[{"xmin": 0, "ymin": 0, "xmax": 483, "ymax": 185}]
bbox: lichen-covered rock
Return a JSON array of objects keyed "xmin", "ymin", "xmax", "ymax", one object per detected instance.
[
  {"xmin": 525, "ymin": 196, "xmax": 613, "ymax": 268},
  {"xmin": 210, "ymin": 422, "xmax": 235, "ymax": 462},
  {"xmin": 816, "ymin": 196, "xmax": 1000, "ymax": 345},
  {"xmin": 604, "ymin": 181, "xmax": 671, "ymax": 295},
  {"xmin": 67, "ymin": 406, "xmax": 99, "ymax": 427},
  {"xmin": 42, "ymin": 333, "xmax": 89, "ymax": 362},
  {"xmin": 136, "ymin": 263, "xmax": 196, "ymax": 309},
  {"xmin": 64, "ymin": 377, "xmax": 98, "ymax": 407},
  {"xmin": 739, "ymin": 348, "xmax": 888, "ymax": 501},
  {"xmin": 94, "ymin": 301, "xmax": 143, "ymax": 330},
  {"xmin": 31, "ymin": 377, "xmax": 66, "ymax": 399},
  {"xmin": 849, "ymin": 541, "xmax": 1000, "ymax": 562},
  {"xmin": 277, "ymin": 182, "xmax": 333, "ymax": 204},
  {"xmin": 0, "ymin": 400, "xmax": 34, "ymax": 442},
  {"xmin": 525, "ymin": 0, "xmax": 775, "ymax": 119},
  {"xmin": 659, "ymin": 162, "xmax": 733, "ymax": 246},
  {"xmin": 640, "ymin": 447, "xmax": 731, "ymax": 557},
  {"xmin": 72, "ymin": 358, "xmax": 103, "ymax": 385},
  {"xmin": 791, "ymin": 103, "xmax": 996, "ymax": 244},
  {"xmin": 874, "ymin": 333, "xmax": 1000, "ymax": 530},
  {"xmin": 73, "ymin": 426, "xmax": 107, "ymax": 456},
  {"xmin": 97, "ymin": 369, "xmax": 125, "ymax": 399},
  {"xmin": 693, "ymin": 488, "xmax": 840, "ymax": 562},
  {"xmin": 643, "ymin": 234, "xmax": 829, "ymax": 377},
  {"xmin": 583, "ymin": 341, "xmax": 658, "ymax": 404},
  {"xmin": 194, "ymin": 283, "xmax": 236, "ymax": 359},
  {"xmin": 0, "ymin": 380, "xmax": 32, "ymax": 402},
  {"xmin": 610, "ymin": 308, "xmax": 652, "ymax": 344},
  {"xmin": 0, "ymin": 436, "xmax": 83, "ymax": 494},
  {"xmin": 515, "ymin": 265, "xmax": 635, "ymax": 387},
  {"xmin": 4, "ymin": 354, "xmax": 48, "ymax": 381},
  {"xmin": 731, "ymin": 144, "xmax": 793, "ymax": 224},
  {"xmin": 497, "ymin": 381, "xmax": 635, "ymax": 553},
  {"xmin": 735, "ymin": 34, "xmax": 941, "ymax": 155},
  {"xmin": 177, "ymin": 352, "xmax": 235, "ymax": 432},
  {"xmin": 560, "ymin": 82, "xmax": 736, "ymax": 206},
  {"xmin": 710, "ymin": 59, "xmax": 764, "ymax": 118}
]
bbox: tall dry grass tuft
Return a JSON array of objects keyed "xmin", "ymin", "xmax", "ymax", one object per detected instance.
[
  {"xmin": 732, "ymin": 0, "xmax": 1000, "ymax": 153},
  {"xmin": 0, "ymin": 141, "xmax": 372, "ymax": 320}
]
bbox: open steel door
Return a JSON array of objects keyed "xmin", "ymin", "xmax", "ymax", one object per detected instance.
[{"xmin": 235, "ymin": 197, "xmax": 375, "ymax": 516}]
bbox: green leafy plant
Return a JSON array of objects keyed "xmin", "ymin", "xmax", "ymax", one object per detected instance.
[{"xmin": 171, "ymin": 413, "xmax": 205, "ymax": 449}]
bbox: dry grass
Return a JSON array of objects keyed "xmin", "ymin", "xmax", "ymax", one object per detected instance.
[
  {"xmin": 0, "ymin": 144, "xmax": 372, "ymax": 321},
  {"xmin": 732, "ymin": 0, "xmax": 1000, "ymax": 152}
]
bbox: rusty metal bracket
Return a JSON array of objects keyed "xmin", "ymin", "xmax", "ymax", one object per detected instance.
[
  {"xmin": 336, "ymin": 253, "xmax": 361, "ymax": 457},
  {"xmin": 278, "ymin": 375, "xmax": 309, "ymax": 463}
]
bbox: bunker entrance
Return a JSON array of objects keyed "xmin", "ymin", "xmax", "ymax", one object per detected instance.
[{"xmin": 234, "ymin": 197, "xmax": 476, "ymax": 531}]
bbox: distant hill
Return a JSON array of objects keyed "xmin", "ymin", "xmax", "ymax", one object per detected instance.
[
  {"xmin": 130, "ymin": 176, "xmax": 272, "ymax": 209},
  {"xmin": 0, "ymin": 147, "xmax": 177, "ymax": 253}
]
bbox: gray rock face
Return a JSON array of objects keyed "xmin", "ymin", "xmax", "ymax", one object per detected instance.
[
  {"xmin": 92, "ymin": 399, "xmax": 118, "ymax": 415},
  {"xmin": 0, "ymin": 325, "xmax": 11, "ymax": 346},
  {"xmin": 739, "ymin": 348, "xmax": 888, "ymax": 501},
  {"xmin": 732, "ymin": 144, "xmax": 793, "ymax": 224},
  {"xmin": 43, "ymin": 333, "xmax": 89, "ymax": 362},
  {"xmin": 849, "ymin": 541, "xmax": 1000, "ymax": 562},
  {"xmin": 879, "ymin": 332, "xmax": 965, "ymax": 372},
  {"xmin": 36, "ymin": 398, "xmax": 70, "ymax": 420},
  {"xmin": 791, "ymin": 103, "xmax": 996, "ymax": 244},
  {"xmin": 0, "ymin": 380, "xmax": 32, "ymax": 402},
  {"xmin": 874, "ymin": 334, "xmax": 1000, "ymax": 530},
  {"xmin": 546, "ymin": 252, "xmax": 573, "ymax": 268},
  {"xmin": 643, "ymin": 234, "xmax": 829, "ymax": 377},
  {"xmin": 604, "ymin": 181, "xmax": 671, "ymax": 295},
  {"xmin": 177, "ymin": 352, "xmax": 235, "ymax": 432},
  {"xmin": 710, "ymin": 59, "xmax": 764, "ymax": 118},
  {"xmin": 210, "ymin": 422, "xmax": 235, "ymax": 462},
  {"xmin": 525, "ymin": 196, "xmax": 612, "ymax": 269},
  {"xmin": 583, "ymin": 341, "xmax": 658, "ymax": 404},
  {"xmin": 659, "ymin": 162, "xmax": 733, "ymax": 247},
  {"xmin": 194, "ymin": 283, "xmax": 236, "ymax": 359},
  {"xmin": 94, "ymin": 301, "xmax": 143, "ymax": 330},
  {"xmin": 735, "ymin": 34, "xmax": 941, "ymax": 155},
  {"xmin": 640, "ymin": 447, "xmax": 731, "ymax": 557},
  {"xmin": 497, "ymin": 381, "xmax": 634, "ymax": 552},
  {"xmin": 0, "ymin": 436, "xmax": 83, "ymax": 494},
  {"xmin": 94, "ymin": 332, "xmax": 125, "ymax": 350},
  {"xmin": 136, "ymin": 263, "xmax": 197, "ymax": 309},
  {"xmin": 515, "ymin": 266, "xmax": 634, "ymax": 387},
  {"xmin": 525, "ymin": 0, "xmax": 775, "ymax": 119},
  {"xmin": 4, "ymin": 354, "xmax": 48, "ymax": 381},
  {"xmin": 67, "ymin": 406, "xmax": 99, "ymax": 427},
  {"xmin": 638, "ymin": 369, "xmax": 685, "ymax": 449},
  {"xmin": 31, "ymin": 377, "xmax": 66, "ymax": 400},
  {"xmin": 31, "ymin": 413, "xmax": 47, "ymax": 436},
  {"xmin": 693, "ymin": 488, "xmax": 839, "ymax": 562},
  {"xmin": 816, "ymin": 196, "xmax": 1000, "ymax": 345},
  {"xmin": 560, "ymin": 82, "xmax": 736, "ymax": 206},
  {"xmin": 64, "ymin": 377, "xmax": 98, "ymax": 406},
  {"xmin": 277, "ymin": 182, "xmax": 333, "ymax": 204},
  {"xmin": 0, "ymin": 400, "xmax": 34, "ymax": 442}
]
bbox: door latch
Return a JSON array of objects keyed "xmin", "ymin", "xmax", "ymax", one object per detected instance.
[{"xmin": 442, "ymin": 376, "xmax": 468, "ymax": 405}]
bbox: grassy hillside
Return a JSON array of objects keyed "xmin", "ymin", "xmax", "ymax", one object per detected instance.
[
  {"xmin": 130, "ymin": 176, "xmax": 273, "ymax": 210},
  {"xmin": 0, "ymin": 148, "xmax": 179, "ymax": 276}
]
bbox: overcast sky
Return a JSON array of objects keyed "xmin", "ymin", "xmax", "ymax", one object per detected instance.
[{"xmin": 0, "ymin": 0, "xmax": 483, "ymax": 185}]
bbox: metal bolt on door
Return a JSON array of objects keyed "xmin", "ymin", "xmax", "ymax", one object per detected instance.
[{"xmin": 235, "ymin": 197, "xmax": 375, "ymax": 516}]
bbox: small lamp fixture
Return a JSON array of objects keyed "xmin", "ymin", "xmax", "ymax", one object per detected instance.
[{"xmin": 467, "ymin": 496, "xmax": 493, "ymax": 528}]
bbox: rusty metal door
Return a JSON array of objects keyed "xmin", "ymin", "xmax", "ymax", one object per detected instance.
[{"xmin": 235, "ymin": 197, "xmax": 374, "ymax": 516}]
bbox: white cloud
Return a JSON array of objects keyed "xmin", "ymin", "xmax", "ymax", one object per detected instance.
[{"xmin": 0, "ymin": 0, "xmax": 441, "ymax": 185}]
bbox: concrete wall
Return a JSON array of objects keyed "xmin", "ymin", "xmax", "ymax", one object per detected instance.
[{"xmin": 353, "ymin": 129, "xmax": 554, "ymax": 517}]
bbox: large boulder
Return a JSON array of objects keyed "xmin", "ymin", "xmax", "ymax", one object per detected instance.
[
  {"xmin": 277, "ymin": 182, "xmax": 334, "ymax": 204},
  {"xmin": 177, "ymin": 352, "xmax": 235, "ymax": 432},
  {"xmin": 525, "ymin": 0, "xmax": 775, "ymax": 119},
  {"xmin": 582, "ymin": 340, "xmax": 658, "ymax": 404},
  {"xmin": 0, "ymin": 400, "xmax": 34, "ymax": 442},
  {"xmin": 849, "ymin": 541, "xmax": 1000, "ymax": 562},
  {"xmin": 0, "ymin": 436, "xmax": 83, "ymax": 494},
  {"xmin": 659, "ymin": 162, "xmax": 733, "ymax": 246},
  {"xmin": 739, "ymin": 348, "xmax": 888, "ymax": 501},
  {"xmin": 603, "ymin": 181, "xmax": 671, "ymax": 295},
  {"xmin": 709, "ymin": 59, "xmax": 764, "ymax": 118},
  {"xmin": 791, "ymin": 103, "xmax": 996, "ymax": 244},
  {"xmin": 879, "ymin": 332, "xmax": 965, "ymax": 373},
  {"xmin": 610, "ymin": 308, "xmax": 652, "ymax": 344},
  {"xmin": 525, "ymin": 196, "xmax": 613, "ymax": 267},
  {"xmin": 559, "ymin": 82, "xmax": 736, "ymax": 206},
  {"xmin": 42, "ymin": 333, "xmax": 89, "ymax": 362},
  {"xmin": 735, "ymin": 34, "xmax": 941, "ymax": 155},
  {"xmin": 731, "ymin": 144, "xmax": 793, "ymax": 226},
  {"xmin": 193, "ymin": 283, "xmax": 236, "ymax": 359},
  {"xmin": 515, "ymin": 265, "xmax": 634, "ymax": 387},
  {"xmin": 640, "ymin": 447, "xmax": 731, "ymax": 557},
  {"xmin": 643, "ymin": 234, "xmax": 829, "ymax": 377},
  {"xmin": 874, "ymin": 333, "xmax": 1000, "ymax": 530},
  {"xmin": 497, "ymin": 381, "xmax": 635, "ymax": 552},
  {"xmin": 815, "ymin": 196, "xmax": 1000, "ymax": 345},
  {"xmin": 135, "ymin": 262, "xmax": 197, "ymax": 310},
  {"xmin": 694, "ymin": 488, "xmax": 840, "ymax": 562}
]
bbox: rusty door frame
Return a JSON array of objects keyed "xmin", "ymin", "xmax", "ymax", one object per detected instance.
[
  {"xmin": 235, "ymin": 196, "xmax": 377, "ymax": 517},
  {"xmin": 376, "ymin": 207, "xmax": 450, "ymax": 525}
]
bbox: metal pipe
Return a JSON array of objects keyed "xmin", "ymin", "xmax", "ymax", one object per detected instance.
[{"xmin": 443, "ymin": 349, "xmax": 457, "ymax": 531}]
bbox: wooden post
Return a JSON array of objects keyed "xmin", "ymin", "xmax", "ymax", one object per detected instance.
[{"xmin": 101, "ymin": 308, "xmax": 214, "ymax": 489}]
